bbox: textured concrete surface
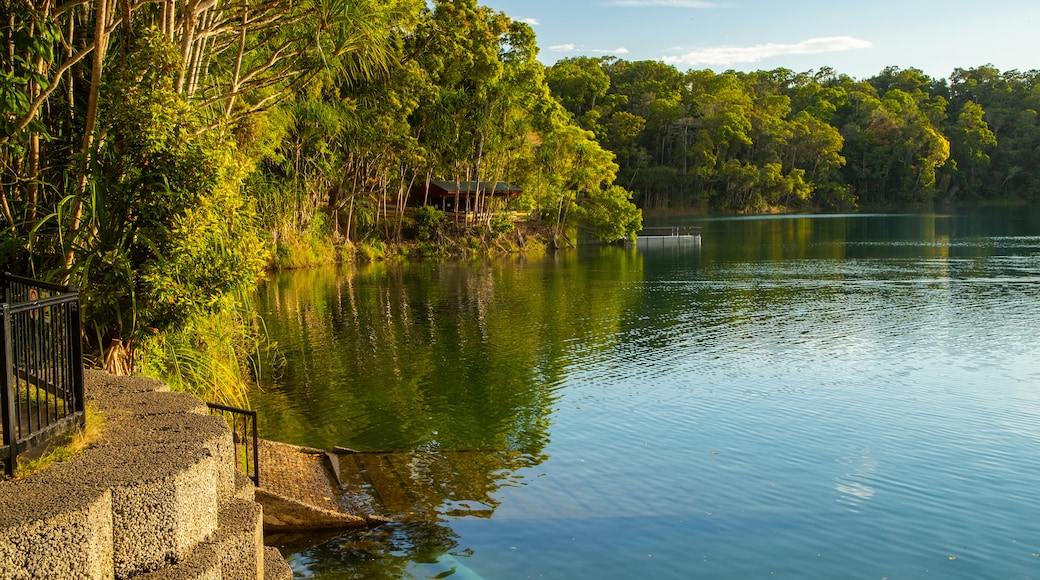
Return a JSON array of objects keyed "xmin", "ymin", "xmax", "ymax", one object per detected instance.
[
  {"xmin": 256, "ymin": 488, "xmax": 366, "ymax": 529},
  {"xmin": 0, "ymin": 479, "xmax": 114, "ymax": 579},
  {"xmin": 255, "ymin": 439, "xmax": 367, "ymax": 530},
  {"xmin": 84, "ymin": 371, "xmax": 170, "ymax": 396},
  {"xmin": 263, "ymin": 547, "xmax": 293, "ymax": 580},
  {"xmin": 257, "ymin": 440, "xmax": 340, "ymax": 511},
  {"xmin": 52, "ymin": 446, "xmax": 219, "ymax": 578},
  {"xmin": 0, "ymin": 369, "xmax": 293, "ymax": 579},
  {"xmin": 97, "ymin": 412, "xmax": 237, "ymax": 504},
  {"xmin": 132, "ymin": 541, "xmax": 221, "ymax": 580},
  {"xmin": 234, "ymin": 471, "xmax": 256, "ymax": 503},
  {"xmin": 212, "ymin": 499, "xmax": 264, "ymax": 580},
  {"xmin": 90, "ymin": 389, "xmax": 209, "ymax": 418}
]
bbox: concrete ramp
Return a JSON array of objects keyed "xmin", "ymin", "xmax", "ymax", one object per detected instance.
[
  {"xmin": 327, "ymin": 448, "xmax": 527, "ymax": 519},
  {"xmin": 255, "ymin": 439, "xmax": 367, "ymax": 530},
  {"xmin": 257, "ymin": 442, "xmax": 531, "ymax": 528}
]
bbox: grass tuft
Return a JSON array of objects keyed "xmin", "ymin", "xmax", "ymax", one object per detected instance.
[{"xmin": 15, "ymin": 403, "xmax": 106, "ymax": 479}]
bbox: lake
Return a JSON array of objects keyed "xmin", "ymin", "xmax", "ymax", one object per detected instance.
[{"xmin": 251, "ymin": 207, "xmax": 1040, "ymax": 579}]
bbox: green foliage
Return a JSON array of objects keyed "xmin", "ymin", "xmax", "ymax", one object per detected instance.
[
  {"xmin": 66, "ymin": 30, "xmax": 268, "ymax": 351},
  {"xmin": 137, "ymin": 299, "xmax": 264, "ymax": 408},
  {"xmin": 15, "ymin": 404, "xmax": 105, "ymax": 480},
  {"xmin": 489, "ymin": 213, "xmax": 515, "ymax": 239},
  {"xmin": 358, "ymin": 238, "xmax": 388, "ymax": 261},
  {"xmin": 10, "ymin": 0, "xmax": 1040, "ymax": 398},
  {"xmin": 572, "ymin": 185, "xmax": 643, "ymax": 242},
  {"xmin": 544, "ymin": 60, "xmax": 858, "ymax": 212},
  {"xmin": 412, "ymin": 205, "xmax": 445, "ymax": 241},
  {"xmin": 271, "ymin": 212, "xmax": 338, "ymax": 269}
]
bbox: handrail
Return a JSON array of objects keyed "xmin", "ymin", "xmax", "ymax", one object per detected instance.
[
  {"xmin": 0, "ymin": 273, "xmax": 84, "ymax": 478},
  {"xmin": 1, "ymin": 273, "xmax": 75, "ymax": 294},
  {"xmin": 206, "ymin": 402, "xmax": 260, "ymax": 487}
]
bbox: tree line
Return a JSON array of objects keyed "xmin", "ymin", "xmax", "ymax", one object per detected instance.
[{"xmin": 547, "ymin": 58, "xmax": 1040, "ymax": 211}]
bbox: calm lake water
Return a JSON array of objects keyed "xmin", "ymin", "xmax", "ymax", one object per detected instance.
[{"xmin": 251, "ymin": 208, "xmax": 1040, "ymax": 579}]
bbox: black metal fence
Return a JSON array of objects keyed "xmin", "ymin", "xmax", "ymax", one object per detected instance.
[
  {"xmin": 206, "ymin": 402, "xmax": 260, "ymax": 487},
  {"xmin": 0, "ymin": 273, "xmax": 85, "ymax": 478}
]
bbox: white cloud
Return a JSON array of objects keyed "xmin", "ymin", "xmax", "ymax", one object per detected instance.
[
  {"xmin": 663, "ymin": 36, "xmax": 872, "ymax": 66},
  {"xmin": 519, "ymin": 17, "xmax": 539, "ymax": 25},
  {"xmin": 591, "ymin": 47, "xmax": 630, "ymax": 55},
  {"xmin": 610, "ymin": 0, "xmax": 720, "ymax": 7},
  {"xmin": 550, "ymin": 43, "xmax": 577, "ymax": 53}
]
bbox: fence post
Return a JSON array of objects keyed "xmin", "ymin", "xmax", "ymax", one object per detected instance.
[
  {"xmin": 251, "ymin": 410, "xmax": 260, "ymax": 488},
  {"xmin": 1, "ymin": 304, "xmax": 16, "ymax": 478},
  {"xmin": 67, "ymin": 290, "xmax": 85, "ymax": 420}
]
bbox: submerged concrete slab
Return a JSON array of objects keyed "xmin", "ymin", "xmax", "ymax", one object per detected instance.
[
  {"xmin": 256, "ymin": 488, "xmax": 366, "ymax": 530},
  {"xmin": 256, "ymin": 439, "xmax": 368, "ymax": 531}
]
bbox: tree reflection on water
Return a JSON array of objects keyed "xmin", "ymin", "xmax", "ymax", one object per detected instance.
[{"xmin": 253, "ymin": 249, "xmax": 647, "ymax": 576}]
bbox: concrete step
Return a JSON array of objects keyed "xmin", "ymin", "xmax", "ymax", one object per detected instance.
[
  {"xmin": 131, "ymin": 542, "xmax": 222, "ymax": 580},
  {"xmin": 233, "ymin": 470, "xmax": 256, "ymax": 503},
  {"xmin": 85, "ymin": 369, "xmax": 170, "ymax": 395},
  {"xmin": 0, "ymin": 370, "xmax": 294, "ymax": 579},
  {"xmin": 53, "ymin": 442, "xmax": 219, "ymax": 579},
  {"xmin": 30, "ymin": 411, "xmax": 234, "ymax": 578},
  {"xmin": 263, "ymin": 546, "xmax": 293, "ymax": 580},
  {"xmin": 210, "ymin": 499, "xmax": 264, "ymax": 580},
  {"xmin": 97, "ymin": 401, "xmax": 238, "ymax": 505},
  {"xmin": 0, "ymin": 479, "xmax": 114, "ymax": 579}
]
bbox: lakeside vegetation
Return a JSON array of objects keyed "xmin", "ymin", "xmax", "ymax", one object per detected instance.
[{"xmin": 2, "ymin": 0, "xmax": 1038, "ymax": 397}]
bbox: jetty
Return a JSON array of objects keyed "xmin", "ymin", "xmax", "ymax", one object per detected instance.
[{"xmin": 631, "ymin": 226, "xmax": 702, "ymax": 248}]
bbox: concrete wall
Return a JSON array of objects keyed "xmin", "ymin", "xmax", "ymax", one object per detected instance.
[{"xmin": 0, "ymin": 370, "xmax": 292, "ymax": 580}]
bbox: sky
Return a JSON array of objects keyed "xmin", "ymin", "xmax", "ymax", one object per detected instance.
[{"xmin": 477, "ymin": 0, "xmax": 1040, "ymax": 81}]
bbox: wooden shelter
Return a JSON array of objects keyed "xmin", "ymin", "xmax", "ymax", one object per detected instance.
[{"xmin": 411, "ymin": 181, "xmax": 522, "ymax": 214}]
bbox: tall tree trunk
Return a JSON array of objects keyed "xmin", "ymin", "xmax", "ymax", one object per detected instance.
[
  {"xmin": 0, "ymin": 185, "xmax": 14, "ymax": 234},
  {"xmin": 225, "ymin": 0, "xmax": 250, "ymax": 120},
  {"xmin": 63, "ymin": 0, "xmax": 109, "ymax": 272},
  {"xmin": 176, "ymin": 0, "xmax": 198, "ymax": 93}
]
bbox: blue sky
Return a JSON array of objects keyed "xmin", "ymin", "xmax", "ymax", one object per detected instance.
[{"xmin": 478, "ymin": 0, "xmax": 1040, "ymax": 81}]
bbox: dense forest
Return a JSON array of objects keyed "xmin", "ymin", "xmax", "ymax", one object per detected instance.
[
  {"xmin": 548, "ymin": 58, "xmax": 1040, "ymax": 211},
  {"xmin": 2, "ymin": 0, "xmax": 1038, "ymax": 394}
]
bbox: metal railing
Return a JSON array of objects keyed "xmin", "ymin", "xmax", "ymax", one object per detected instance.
[
  {"xmin": 0, "ymin": 273, "xmax": 85, "ymax": 478},
  {"xmin": 207, "ymin": 402, "xmax": 259, "ymax": 487}
]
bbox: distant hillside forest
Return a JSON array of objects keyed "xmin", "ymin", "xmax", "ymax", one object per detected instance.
[
  {"xmin": 1, "ymin": 0, "xmax": 1038, "ymax": 383},
  {"xmin": 548, "ymin": 58, "xmax": 1040, "ymax": 211}
]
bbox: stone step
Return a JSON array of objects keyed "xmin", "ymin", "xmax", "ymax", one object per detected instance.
[
  {"xmin": 0, "ymin": 370, "xmax": 294, "ymax": 579},
  {"xmin": 263, "ymin": 546, "xmax": 293, "ymax": 580},
  {"xmin": 50, "ymin": 442, "xmax": 220, "ymax": 579},
  {"xmin": 131, "ymin": 542, "xmax": 222, "ymax": 580},
  {"xmin": 130, "ymin": 500, "xmax": 267, "ymax": 580},
  {"xmin": 211, "ymin": 499, "xmax": 264, "ymax": 580},
  {"xmin": 96, "ymin": 401, "xmax": 238, "ymax": 505},
  {"xmin": 0, "ymin": 479, "xmax": 114, "ymax": 579},
  {"xmin": 233, "ymin": 470, "xmax": 256, "ymax": 503}
]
